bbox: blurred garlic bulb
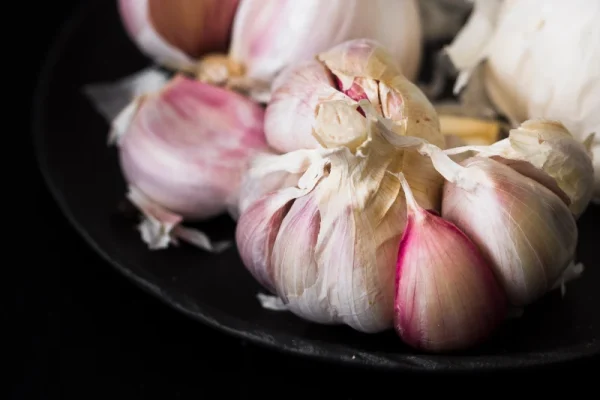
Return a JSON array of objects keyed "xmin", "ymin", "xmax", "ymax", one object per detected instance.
[
  {"xmin": 425, "ymin": 148, "xmax": 579, "ymax": 306},
  {"xmin": 118, "ymin": 0, "xmax": 240, "ymax": 70},
  {"xmin": 445, "ymin": 119, "xmax": 595, "ymax": 217},
  {"xmin": 235, "ymin": 104, "xmax": 436, "ymax": 333},
  {"xmin": 197, "ymin": 0, "xmax": 423, "ymax": 101},
  {"xmin": 445, "ymin": 0, "xmax": 600, "ymax": 200},
  {"xmin": 394, "ymin": 172, "xmax": 507, "ymax": 352},
  {"xmin": 86, "ymin": 72, "xmax": 270, "ymax": 251}
]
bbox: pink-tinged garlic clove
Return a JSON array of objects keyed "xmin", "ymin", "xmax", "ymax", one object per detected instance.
[
  {"xmin": 440, "ymin": 156, "xmax": 578, "ymax": 306},
  {"xmin": 118, "ymin": 74, "xmax": 269, "ymax": 221},
  {"xmin": 270, "ymin": 193, "xmax": 327, "ymax": 322},
  {"xmin": 235, "ymin": 191, "xmax": 294, "ymax": 293},
  {"xmin": 394, "ymin": 173, "xmax": 507, "ymax": 352}
]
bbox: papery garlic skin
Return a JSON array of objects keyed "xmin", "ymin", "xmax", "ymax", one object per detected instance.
[
  {"xmin": 117, "ymin": 74, "xmax": 269, "ymax": 220},
  {"xmin": 445, "ymin": 0, "xmax": 600, "ymax": 199},
  {"xmin": 394, "ymin": 173, "xmax": 506, "ymax": 352},
  {"xmin": 118, "ymin": 0, "xmax": 239, "ymax": 69},
  {"xmin": 229, "ymin": 0, "xmax": 422, "ymax": 89},
  {"xmin": 441, "ymin": 156, "xmax": 578, "ymax": 306}
]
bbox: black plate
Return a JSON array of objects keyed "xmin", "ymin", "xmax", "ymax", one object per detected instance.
[{"xmin": 33, "ymin": 0, "xmax": 600, "ymax": 371}]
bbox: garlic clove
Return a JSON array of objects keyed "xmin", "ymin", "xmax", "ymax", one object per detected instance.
[
  {"xmin": 444, "ymin": 119, "xmax": 596, "ymax": 217},
  {"xmin": 264, "ymin": 60, "xmax": 351, "ymax": 153},
  {"xmin": 127, "ymin": 186, "xmax": 229, "ymax": 252},
  {"xmin": 235, "ymin": 189, "xmax": 294, "ymax": 293},
  {"xmin": 270, "ymin": 193, "xmax": 326, "ymax": 323},
  {"xmin": 394, "ymin": 172, "xmax": 507, "ymax": 352},
  {"xmin": 313, "ymin": 101, "xmax": 368, "ymax": 152},
  {"xmin": 236, "ymin": 153, "xmax": 331, "ymax": 292},
  {"xmin": 435, "ymin": 153, "xmax": 579, "ymax": 306},
  {"xmin": 118, "ymin": 0, "xmax": 240, "ymax": 70}
]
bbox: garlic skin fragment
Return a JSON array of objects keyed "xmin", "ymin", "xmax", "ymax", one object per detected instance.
[
  {"xmin": 445, "ymin": 0, "xmax": 600, "ymax": 200},
  {"xmin": 437, "ymin": 154, "xmax": 579, "ymax": 306},
  {"xmin": 394, "ymin": 173, "xmax": 506, "ymax": 352},
  {"xmin": 118, "ymin": 0, "xmax": 240, "ymax": 70},
  {"xmin": 227, "ymin": 0, "xmax": 422, "ymax": 93}
]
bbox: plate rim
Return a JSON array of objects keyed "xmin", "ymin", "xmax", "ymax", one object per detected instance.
[{"xmin": 32, "ymin": 0, "xmax": 600, "ymax": 372}]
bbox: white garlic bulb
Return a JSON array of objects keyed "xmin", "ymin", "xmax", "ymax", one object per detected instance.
[{"xmin": 445, "ymin": 0, "xmax": 600, "ymax": 199}]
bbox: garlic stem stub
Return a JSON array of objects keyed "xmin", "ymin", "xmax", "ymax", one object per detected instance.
[
  {"xmin": 445, "ymin": 0, "xmax": 600, "ymax": 200},
  {"xmin": 428, "ymin": 149, "xmax": 579, "ymax": 307},
  {"xmin": 394, "ymin": 172, "xmax": 507, "ymax": 352},
  {"xmin": 118, "ymin": 0, "xmax": 240, "ymax": 71}
]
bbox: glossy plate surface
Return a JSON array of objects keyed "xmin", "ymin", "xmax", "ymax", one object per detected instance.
[{"xmin": 34, "ymin": 0, "xmax": 600, "ymax": 371}]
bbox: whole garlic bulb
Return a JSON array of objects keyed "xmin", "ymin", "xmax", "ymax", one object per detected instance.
[
  {"xmin": 445, "ymin": 0, "xmax": 600, "ymax": 199},
  {"xmin": 118, "ymin": 0, "xmax": 240, "ymax": 69},
  {"xmin": 89, "ymin": 73, "xmax": 270, "ymax": 251},
  {"xmin": 236, "ymin": 107, "xmax": 423, "ymax": 333}
]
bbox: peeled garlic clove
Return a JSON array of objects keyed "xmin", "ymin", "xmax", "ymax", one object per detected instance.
[
  {"xmin": 394, "ymin": 172, "xmax": 506, "ymax": 352},
  {"xmin": 227, "ymin": 0, "xmax": 422, "ymax": 89},
  {"xmin": 431, "ymin": 151, "xmax": 579, "ymax": 306},
  {"xmin": 118, "ymin": 0, "xmax": 240, "ymax": 70}
]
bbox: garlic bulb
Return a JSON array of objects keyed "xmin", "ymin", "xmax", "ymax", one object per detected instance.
[
  {"xmin": 265, "ymin": 39, "xmax": 446, "ymax": 211},
  {"xmin": 235, "ymin": 105, "xmax": 434, "ymax": 333},
  {"xmin": 118, "ymin": 0, "xmax": 240, "ymax": 70},
  {"xmin": 445, "ymin": 119, "xmax": 595, "ymax": 217},
  {"xmin": 87, "ymin": 72, "xmax": 270, "ymax": 250},
  {"xmin": 425, "ymin": 148, "xmax": 579, "ymax": 306},
  {"xmin": 445, "ymin": 0, "xmax": 600, "ymax": 199},
  {"xmin": 266, "ymin": 38, "xmax": 442, "ymax": 153},
  {"xmin": 394, "ymin": 172, "xmax": 507, "ymax": 352},
  {"xmin": 197, "ymin": 0, "xmax": 423, "ymax": 101}
]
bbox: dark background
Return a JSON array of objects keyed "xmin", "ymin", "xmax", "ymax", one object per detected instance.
[{"xmin": 17, "ymin": 1, "xmax": 597, "ymax": 398}]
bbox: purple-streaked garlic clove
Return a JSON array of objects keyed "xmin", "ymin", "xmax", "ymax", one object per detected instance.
[{"xmin": 394, "ymin": 172, "xmax": 507, "ymax": 352}]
